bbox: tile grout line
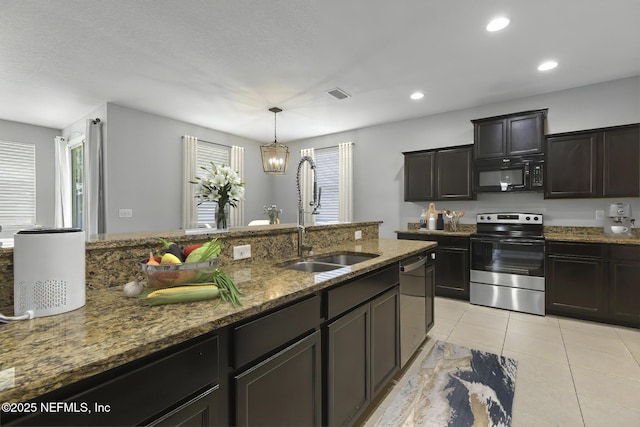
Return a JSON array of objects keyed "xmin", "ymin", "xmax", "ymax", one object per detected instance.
[{"xmin": 559, "ymin": 324, "xmax": 587, "ymax": 427}]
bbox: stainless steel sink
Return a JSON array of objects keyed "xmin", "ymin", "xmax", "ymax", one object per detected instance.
[
  {"xmin": 310, "ymin": 252, "xmax": 379, "ymax": 265},
  {"xmin": 284, "ymin": 261, "xmax": 347, "ymax": 273},
  {"xmin": 282, "ymin": 252, "xmax": 379, "ymax": 273}
]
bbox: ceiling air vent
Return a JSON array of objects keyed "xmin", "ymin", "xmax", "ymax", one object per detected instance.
[{"xmin": 327, "ymin": 87, "xmax": 351, "ymax": 100}]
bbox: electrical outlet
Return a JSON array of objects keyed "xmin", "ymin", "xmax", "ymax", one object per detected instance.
[
  {"xmin": 119, "ymin": 208, "xmax": 133, "ymax": 218},
  {"xmin": 233, "ymin": 244, "xmax": 251, "ymax": 260},
  {"xmin": 595, "ymin": 210, "xmax": 604, "ymax": 220},
  {"xmin": 355, "ymin": 230, "xmax": 362, "ymax": 240}
]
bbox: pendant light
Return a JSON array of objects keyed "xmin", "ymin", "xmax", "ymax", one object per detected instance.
[{"xmin": 260, "ymin": 107, "xmax": 290, "ymax": 175}]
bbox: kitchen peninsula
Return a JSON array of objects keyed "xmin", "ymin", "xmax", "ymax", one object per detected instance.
[{"xmin": 0, "ymin": 222, "xmax": 436, "ymax": 426}]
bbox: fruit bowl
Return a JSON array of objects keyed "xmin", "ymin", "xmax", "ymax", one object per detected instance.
[{"xmin": 140, "ymin": 258, "xmax": 220, "ymax": 288}]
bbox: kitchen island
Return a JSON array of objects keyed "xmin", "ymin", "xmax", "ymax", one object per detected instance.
[{"xmin": 0, "ymin": 223, "xmax": 435, "ymax": 426}]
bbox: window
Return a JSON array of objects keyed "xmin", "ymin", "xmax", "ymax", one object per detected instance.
[
  {"xmin": 0, "ymin": 140, "xmax": 36, "ymax": 228},
  {"xmin": 196, "ymin": 141, "xmax": 230, "ymax": 227},
  {"xmin": 314, "ymin": 146, "xmax": 339, "ymax": 224}
]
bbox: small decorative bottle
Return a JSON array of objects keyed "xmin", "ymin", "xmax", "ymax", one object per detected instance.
[
  {"xmin": 420, "ymin": 209, "xmax": 427, "ymax": 229},
  {"xmin": 428, "ymin": 213, "xmax": 436, "ymax": 230},
  {"xmin": 436, "ymin": 213, "xmax": 444, "ymax": 230}
]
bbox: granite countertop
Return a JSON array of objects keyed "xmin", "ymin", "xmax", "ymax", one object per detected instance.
[
  {"xmin": 0, "ymin": 238, "xmax": 435, "ymax": 403},
  {"xmin": 543, "ymin": 232, "xmax": 640, "ymax": 245}
]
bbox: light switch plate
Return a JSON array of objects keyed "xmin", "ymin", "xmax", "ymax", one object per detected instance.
[
  {"xmin": 233, "ymin": 244, "xmax": 251, "ymax": 260},
  {"xmin": 595, "ymin": 210, "xmax": 604, "ymax": 220},
  {"xmin": 355, "ymin": 230, "xmax": 362, "ymax": 240}
]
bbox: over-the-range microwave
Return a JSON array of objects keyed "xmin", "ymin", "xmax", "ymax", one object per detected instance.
[{"xmin": 473, "ymin": 156, "xmax": 544, "ymax": 193}]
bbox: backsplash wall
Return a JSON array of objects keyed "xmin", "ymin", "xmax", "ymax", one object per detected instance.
[{"xmin": 402, "ymin": 192, "xmax": 640, "ymax": 229}]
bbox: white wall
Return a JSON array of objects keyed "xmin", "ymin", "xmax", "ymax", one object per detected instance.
[
  {"xmin": 103, "ymin": 103, "xmax": 267, "ymax": 233},
  {"xmin": 0, "ymin": 118, "xmax": 60, "ymax": 228},
  {"xmin": 276, "ymin": 76, "xmax": 640, "ymax": 238}
]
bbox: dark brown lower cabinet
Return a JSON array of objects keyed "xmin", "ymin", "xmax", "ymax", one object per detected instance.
[
  {"xmin": 234, "ymin": 331, "xmax": 322, "ymax": 427},
  {"xmin": 546, "ymin": 242, "xmax": 640, "ymax": 327},
  {"xmin": 609, "ymin": 245, "xmax": 640, "ymax": 326},
  {"xmin": 326, "ymin": 287, "xmax": 400, "ymax": 427},
  {"xmin": 546, "ymin": 244, "xmax": 606, "ymax": 319}
]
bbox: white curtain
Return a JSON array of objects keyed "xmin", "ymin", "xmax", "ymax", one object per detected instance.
[
  {"xmin": 84, "ymin": 119, "xmax": 105, "ymax": 237},
  {"xmin": 230, "ymin": 145, "xmax": 245, "ymax": 227},
  {"xmin": 54, "ymin": 136, "xmax": 72, "ymax": 227},
  {"xmin": 182, "ymin": 135, "xmax": 198, "ymax": 229},
  {"xmin": 338, "ymin": 142, "xmax": 354, "ymax": 223},
  {"xmin": 300, "ymin": 148, "xmax": 315, "ymax": 226}
]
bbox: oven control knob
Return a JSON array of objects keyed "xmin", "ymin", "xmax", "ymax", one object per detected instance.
[
  {"xmin": 480, "ymin": 215, "xmax": 485, "ymax": 220},
  {"xmin": 487, "ymin": 216, "xmax": 492, "ymax": 220},
  {"xmin": 534, "ymin": 216, "xmax": 539, "ymax": 221},
  {"xmin": 526, "ymin": 216, "xmax": 530, "ymax": 221}
]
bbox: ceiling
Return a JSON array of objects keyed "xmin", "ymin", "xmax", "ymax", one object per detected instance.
[{"xmin": 2, "ymin": 0, "xmax": 639, "ymax": 143}]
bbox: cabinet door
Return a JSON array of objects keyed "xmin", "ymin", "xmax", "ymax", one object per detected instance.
[
  {"xmin": 609, "ymin": 259, "xmax": 640, "ymax": 326},
  {"xmin": 546, "ymin": 255, "xmax": 606, "ymax": 319},
  {"xmin": 545, "ymin": 132, "xmax": 598, "ymax": 198},
  {"xmin": 404, "ymin": 151, "xmax": 435, "ymax": 201},
  {"xmin": 602, "ymin": 124, "xmax": 640, "ymax": 197},
  {"xmin": 435, "ymin": 247, "xmax": 470, "ymax": 300},
  {"xmin": 370, "ymin": 288, "xmax": 400, "ymax": 398},
  {"xmin": 507, "ymin": 112, "xmax": 545, "ymax": 156},
  {"xmin": 235, "ymin": 331, "xmax": 322, "ymax": 427},
  {"xmin": 149, "ymin": 387, "xmax": 218, "ymax": 427},
  {"xmin": 474, "ymin": 119, "xmax": 507, "ymax": 159},
  {"xmin": 436, "ymin": 146, "xmax": 474, "ymax": 200},
  {"xmin": 327, "ymin": 304, "xmax": 370, "ymax": 427}
]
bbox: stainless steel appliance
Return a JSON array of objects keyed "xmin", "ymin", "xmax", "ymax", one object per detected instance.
[
  {"xmin": 604, "ymin": 203, "xmax": 635, "ymax": 238},
  {"xmin": 474, "ymin": 155, "xmax": 544, "ymax": 193},
  {"xmin": 400, "ymin": 250, "xmax": 435, "ymax": 368},
  {"xmin": 470, "ymin": 213, "xmax": 545, "ymax": 315}
]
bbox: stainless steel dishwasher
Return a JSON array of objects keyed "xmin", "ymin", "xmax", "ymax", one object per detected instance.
[{"xmin": 399, "ymin": 249, "xmax": 436, "ymax": 368}]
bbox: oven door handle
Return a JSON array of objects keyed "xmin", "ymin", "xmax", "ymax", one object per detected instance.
[
  {"xmin": 471, "ymin": 238, "xmax": 544, "ymax": 245},
  {"xmin": 400, "ymin": 257, "xmax": 426, "ymax": 273}
]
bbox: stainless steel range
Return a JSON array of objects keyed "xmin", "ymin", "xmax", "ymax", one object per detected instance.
[{"xmin": 470, "ymin": 213, "xmax": 545, "ymax": 316}]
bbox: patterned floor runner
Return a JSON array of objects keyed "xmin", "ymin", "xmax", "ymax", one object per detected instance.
[{"xmin": 375, "ymin": 341, "xmax": 518, "ymax": 427}]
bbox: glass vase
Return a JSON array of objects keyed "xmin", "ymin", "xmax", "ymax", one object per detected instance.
[{"xmin": 216, "ymin": 204, "xmax": 229, "ymax": 230}]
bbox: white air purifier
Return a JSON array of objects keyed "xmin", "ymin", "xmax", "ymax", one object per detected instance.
[{"xmin": 14, "ymin": 228, "xmax": 86, "ymax": 318}]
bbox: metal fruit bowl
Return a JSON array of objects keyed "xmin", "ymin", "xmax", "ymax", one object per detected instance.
[{"xmin": 140, "ymin": 258, "xmax": 220, "ymax": 288}]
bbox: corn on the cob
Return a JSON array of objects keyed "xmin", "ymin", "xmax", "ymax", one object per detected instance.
[{"xmin": 141, "ymin": 284, "xmax": 220, "ymax": 306}]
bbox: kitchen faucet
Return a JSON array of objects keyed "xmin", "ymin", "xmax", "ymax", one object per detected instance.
[{"xmin": 296, "ymin": 156, "xmax": 321, "ymax": 257}]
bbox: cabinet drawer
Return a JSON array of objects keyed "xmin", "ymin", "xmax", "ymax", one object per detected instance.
[
  {"xmin": 233, "ymin": 294, "xmax": 322, "ymax": 368},
  {"xmin": 547, "ymin": 242, "xmax": 604, "ymax": 258},
  {"xmin": 438, "ymin": 236, "xmax": 469, "ymax": 249},
  {"xmin": 610, "ymin": 245, "xmax": 640, "ymax": 261},
  {"xmin": 327, "ymin": 264, "xmax": 399, "ymax": 320}
]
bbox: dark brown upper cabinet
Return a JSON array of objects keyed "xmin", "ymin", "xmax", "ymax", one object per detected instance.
[
  {"xmin": 545, "ymin": 123, "xmax": 639, "ymax": 199},
  {"xmin": 403, "ymin": 145, "xmax": 474, "ymax": 201},
  {"xmin": 472, "ymin": 109, "xmax": 548, "ymax": 160},
  {"xmin": 404, "ymin": 150, "xmax": 435, "ymax": 201}
]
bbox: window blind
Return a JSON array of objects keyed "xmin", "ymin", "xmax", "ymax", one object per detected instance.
[
  {"xmin": 196, "ymin": 141, "xmax": 230, "ymax": 226},
  {"xmin": 0, "ymin": 140, "xmax": 36, "ymax": 227},
  {"xmin": 314, "ymin": 146, "xmax": 339, "ymax": 224}
]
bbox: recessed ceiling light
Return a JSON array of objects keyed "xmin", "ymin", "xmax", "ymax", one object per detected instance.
[
  {"xmin": 537, "ymin": 61, "xmax": 558, "ymax": 71},
  {"xmin": 410, "ymin": 92, "xmax": 424, "ymax": 100},
  {"xmin": 486, "ymin": 17, "xmax": 510, "ymax": 32}
]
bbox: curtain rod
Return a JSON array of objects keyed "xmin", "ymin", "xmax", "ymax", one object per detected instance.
[
  {"xmin": 198, "ymin": 139, "xmax": 232, "ymax": 149},
  {"xmin": 315, "ymin": 141, "xmax": 355, "ymax": 151}
]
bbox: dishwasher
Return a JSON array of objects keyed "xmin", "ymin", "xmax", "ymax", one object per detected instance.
[{"xmin": 399, "ymin": 249, "xmax": 436, "ymax": 368}]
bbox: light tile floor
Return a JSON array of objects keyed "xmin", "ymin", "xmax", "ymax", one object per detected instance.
[{"xmin": 365, "ymin": 297, "xmax": 640, "ymax": 427}]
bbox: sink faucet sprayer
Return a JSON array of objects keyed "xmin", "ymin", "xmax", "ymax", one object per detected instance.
[{"xmin": 296, "ymin": 156, "xmax": 321, "ymax": 256}]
